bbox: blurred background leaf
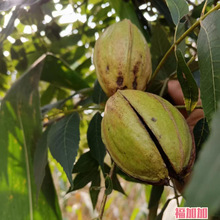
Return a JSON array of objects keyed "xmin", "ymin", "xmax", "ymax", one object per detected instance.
[
  {"xmin": 0, "ymin": 56, "xmax": 61, "ymax": 219},
  {"xmin": 165, "ymin": 0, "xmax": 189, "ymax": 25},
  {"xmin": 185, "ymin": 101, "xmax": 220, "ymax": 218}
]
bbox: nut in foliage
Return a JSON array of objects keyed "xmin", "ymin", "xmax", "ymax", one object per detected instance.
[
  {"xmin": 93, "ymin": 19, "xmax": 152, "ymax": 97},
  {"xmin": 101, "ymin": 90, "xmax": 195, "ymax": 185}
]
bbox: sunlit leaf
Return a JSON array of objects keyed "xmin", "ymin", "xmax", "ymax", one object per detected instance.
[
  {"xmin": 0, "ymin": 0, "xmax": 40, "ymax": 12},
  {"xmin": 0, "ymin": 57, "xmax": 61, "ymax": 219},
  {"xmin": 33, "ymin": 126, "xmax": 50, "ymax": 196}
]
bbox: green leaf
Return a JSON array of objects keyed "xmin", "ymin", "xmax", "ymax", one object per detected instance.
[
  {"xmin": 48, "ymin": 112, "xmax": 80, "ymax": 186},
  {"xmin": 109, "ymin": 0, "xmax": 142, "ymax": 30},
  {"xmin": 92, "ymin": 80, "xmax": 107, "ymax": 104},
  {"xmin": 151, "ymin": 24, "xmax": 176, "ymax": 75},
  {"xmin": 151, "ymin": 1, "xmax": 173, "ymax": 25},
  {"xmin": 104, "ymin": 164, "xmax": 126, "ymax": 195},
  {"xmin": 40, "ymin": 54, "xmax": 89, "ymax": 90},
  {"xmin": 33, "ymin": 126, "xmax": 50, "ymax": 196},
  {"xmin": 0, "ymin": 52, "xmax": 7, "ymax": 75},
  {"xmin": 72, "ymin": 151, "xmax": 99, "ymax": 173},
  {"xmin": 148, "ymin": 186, "xmax": 164, "ymax": 209},
  {"xmin": 148, "ymin": 186, "xmax": 164, "ymax": 220},
  {"xmin": 149, "ymin": 24, "xmax": 176, "ymax": 94},
  {"xmin": 198, "ymin": 11, "xmax": 220, "ymax": 123},
  {"xmin": 41, "ymin": 164, "xmax": 62, "ymax": 220},
  {"xmin": 90, "ymin": 171, "xmax": 101, "ymax": 209},
  {"xmin": 185, "ymin": 102, "xmax": 220, "ymax": 217},
  {"xmin": 165, "ymin": 0, "xmax": 189, "ymax": 25},
  {"xmin": 40, "ymin": 84, "xmax": 58, "ymax": 106},
  {"xmin": 175, "ymin": 21, "xmax": 186, "ymax": 53},
  {"xmin": 193, "ymin": 118, "xmax": 210, "ymax": 160},
  {"xmin": 111, "ymin": 172, "xmax": 126, "ymax": 195},
  {"xmin": 176, "ymin": 49, "xmax": 199, "ymax": 112},
  {"xmin": 105, "ymin": 176, "xmax": 113, "ymax": 195},
  {"xmin": 71, "ymin": 168, "xmax": 99, "ymax": 192},
  {"xmin": 87, "ymin": 112, "xmax": 106, "ymax": 172},
  {"xmin": 156, "ymin": 198, "xmax": 172, "ymax": 220},
  {"xmin": 0, "ymin": 57, "xmax": 61, "ymax": 219}
]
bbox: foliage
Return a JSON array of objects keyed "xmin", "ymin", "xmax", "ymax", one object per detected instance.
[{"xmin": 0, "ymin": 0, "xmax": 220, "ymax": 219}]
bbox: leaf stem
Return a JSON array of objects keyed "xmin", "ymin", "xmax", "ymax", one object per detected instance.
[
  {"xmin": 99, "ymin": 162, "xmax": 116, "ymax": 220},
  {"xmin": 175, "ymin": 105, "xmax": 203, "ymax": 109},
  {"xmin": 43, "ymin": 106, "xmax": 104, "ymax": 127},
  {"xmin": 173, "ymin": 183, "xmax": 180, "ymax": 207},
  {"xmin": 150, "ymin": 3, "xmax": 220, "ymax": 84}
]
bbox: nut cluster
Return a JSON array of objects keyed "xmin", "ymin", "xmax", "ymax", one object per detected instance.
[
  {"xmin": 101, "ymin": 90, "xmax": 195, "ymax": 185},
  {"xmin": 93, "ymin": 19, "xmax": 195, "ymax": 185}
]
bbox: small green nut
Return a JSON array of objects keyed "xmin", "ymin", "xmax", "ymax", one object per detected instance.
[
  {"xmin": 101, "ymin": 90, "xmax": 195, "ymax": 185},
  {"xmin": 93, "ymin": 19, "xmax": 152, "ymax": 97}
]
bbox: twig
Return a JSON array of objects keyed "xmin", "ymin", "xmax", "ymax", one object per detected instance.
[
  {"xmin": 173, "ymin": 182, "xmax": 180, "ymax": 207},
  {"xmin": 99, "ymin": 162, "xmax": 116, "ymax": 220},
  {"xmin": 43, "ymin": 106, "xmax": 104, "ymax": 127},
  {"xmin": 149, "ymin": 3, "xmax": 220, "ymax": 84},
  {"xmin": 175, "ymin": 105, "xmax": 203, "ymax": 110},
  {"xmin": 201, "ymin": 0, "xmax": 208, "ymax": 16},
  {"xmin": 159, "ymin": 78, "xmax": 169, "ymax": 97}
]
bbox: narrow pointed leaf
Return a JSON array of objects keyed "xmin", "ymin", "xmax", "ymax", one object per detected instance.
[
  {"xmin": 0, "ymin": 56, "xmax": 61, "ymax": 219},
  {"xmin": 87, "ymin": 112, "xmax": 106, "ymax": 172},
  {"xmin": 148, "ymin": 186, "xmax": 164, "ymax": 220},
  {"xmin": 176, "ymin": 49, "xmax": 199, "ymax": 112},
  {"xmin": 34, "ymin": 126, "xmax": 51, "ymax": 196},
  {"xmin": 104, "ymin": 164, "xmax": 126, "ymax": 195},
  {"xmin": 48, "ymin": 112, "xmax": 80, "ymax": 186},
  {"xmin": 198, "ymin": 11, "xmax": 220, "ymax": 123},
  {"xmin": 90, "ymin": 171, "xmax": 101, "ymax": 209},
  {"xmin": 193, "ymin": 118, "xmax": 210, "ymax": 160},
  {"xmin": 175, "ymin": 21, "xmax": 186, "ymax": 52},
  {"xmin": 105, "ymin": 176, "xmax": 113, "ymax": 195},
  {"xmin": 72, "ymin": 151, "xmax": 99, "ymax": 174},
  {"xmin": 92, "ymin": 80, "xmax": 107, "ymax": 104},
  {"xmin": 71, "ymin": 169, "xmax": 98, "ymax": 192}
]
